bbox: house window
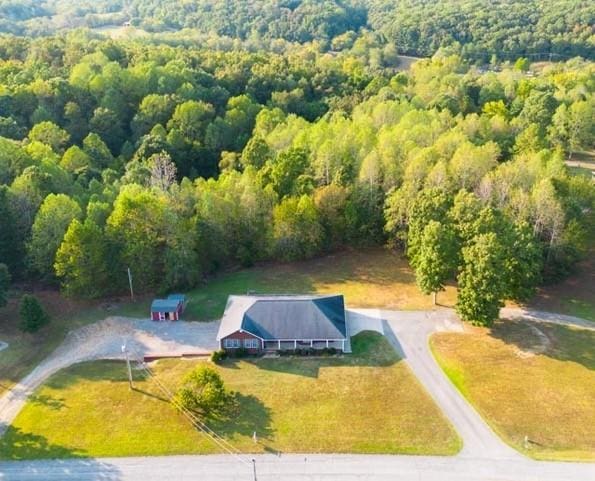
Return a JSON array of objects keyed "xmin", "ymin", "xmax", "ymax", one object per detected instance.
[
  {"xmin": 244, "ymin": 338, "xmax": 259, "ymax": 349},
  {"xmin": 224, "ymin": 338, "xmax": 240, "ymax": 348}
]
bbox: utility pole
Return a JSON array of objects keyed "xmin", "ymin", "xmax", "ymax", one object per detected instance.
[
  {"xmin": 252, "ymin": 459, "xmax": 257, "ymax": 481},
  {"xmin": 127, "ymin": 267, "xmax": 134, "ymax": 301},
  {"xmin": 122, "ymin": 343, "xmax": 133, "ymax": 389}
]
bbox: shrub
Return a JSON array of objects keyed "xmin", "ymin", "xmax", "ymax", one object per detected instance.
[
  {"xmin": 174, "ymin": 365, "xmax": 231, "ymax": 417},
  {"xmin": 19, "ymin": 294, "xmax": 50, "ymax": 332},
  {"xmin": 210, "ymin": 349, "xmax": 227, "ymax": 363},
  {"xmin": 229, "ymin": 347, "xmax": 249, "ymax": 358}
]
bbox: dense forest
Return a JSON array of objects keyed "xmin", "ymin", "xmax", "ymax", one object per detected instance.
[
  {"xmin": 0, "ymin": 0, "xmax": 593, "ymax": 60},
  {"xmin": 0, "ymin": 2, "xmax": 594, "ymax": 326}
]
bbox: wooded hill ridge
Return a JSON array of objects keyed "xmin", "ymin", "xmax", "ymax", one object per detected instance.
[{"xmin": 0, "ymin": 0, "xmax": 593, "ymax": 61}]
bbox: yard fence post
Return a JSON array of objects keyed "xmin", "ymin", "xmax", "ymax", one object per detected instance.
[
  {"xmin": 252, "ymin": 458, "xmax": 257, "ymax": 481},
  {"xmin": 122, "ymin": 343, "xmax": 133, "ymax": 389}
]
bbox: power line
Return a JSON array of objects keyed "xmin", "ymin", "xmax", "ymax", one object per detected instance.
[{"xmin": 127, "ymin": 349, "xmax": 253, "ymax": 467}]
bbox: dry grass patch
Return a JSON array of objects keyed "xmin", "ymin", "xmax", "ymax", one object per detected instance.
[
  {"xmin": 1, "ymin": 332, "xmax": 460, "ymax": 459},
  {"xmin": 185, "ymin": 247, "xmax": 457, "ymax": 320},
  {"xmin": 430, "ymin": 320, "xmax": 595, "ymax": 461}
]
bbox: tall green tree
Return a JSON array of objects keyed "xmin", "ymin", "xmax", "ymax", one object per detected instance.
[
  {"xmin": 414, "ymin": 220, "xmax": 458, "ymax": 305},
  {"xmin": 28, "ymin": 194, "xmax": 82, "ymax": 279},
  {"xmin": 273, "ymin": 195, "xmax": 323, "ymax": 261},
  {"xmin": 503, "ymin": 222, "xmax": 543, "ymax": 302},
  {"xmin": 0, "ymin": 186, "xmax": 22, "ymax": 276},
  {"xmin": 54, "ymin": 219, "xmax": 109, "ymax": 298},
  {"xmin": 0, "ymin": 263, "xmax": 10, "ymax": 307},
  {"xmin": 456, "ymin": 233, "xmax": 507, "ymax": 327},
  {"xmin": 106, "ymin": 185, "xmax": 168, "ymax": 291}
]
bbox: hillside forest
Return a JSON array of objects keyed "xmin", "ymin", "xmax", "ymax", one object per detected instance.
[{"xmin": 0, "ymin": 6, "xmax": 593, "ymax": 327}]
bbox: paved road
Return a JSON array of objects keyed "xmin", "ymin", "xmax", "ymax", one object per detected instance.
[{"xmin": 1, "ymin": 453, "xmax": 593, "ymax": 481}]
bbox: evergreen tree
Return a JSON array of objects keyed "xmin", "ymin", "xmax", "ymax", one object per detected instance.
[{"xmin": 19, "ymin": 294, "xmax": 50, "ymax": 332}]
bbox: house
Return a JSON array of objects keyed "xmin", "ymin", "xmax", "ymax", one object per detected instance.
[
  {"xmin": 150, "ymin": 294, "xmax": 187, "ymax": 321},
  {"xmin": 216, "ymin": 294, "xmax": 347, "ymax": 353}
]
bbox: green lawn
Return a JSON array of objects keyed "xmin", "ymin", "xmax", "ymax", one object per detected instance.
[
  {"xmin": 183, "ymin": 247, "xmax": 457, "ymax": 321},
  {"xmin": 430, "ymin": 321, "xmax": 595, "ymax": 461},
  {"xmin": 0, "ymin": 248, "xmax": 454, "ymax": 396},
  {"xmin": 0, "ymin": 332, "xmax": 461, "ymax": 459}
]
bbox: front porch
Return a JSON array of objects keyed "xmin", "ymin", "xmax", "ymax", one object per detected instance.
[{"xmin": 262, "ymin": 339, "xmax": 347, "ymax": 352}]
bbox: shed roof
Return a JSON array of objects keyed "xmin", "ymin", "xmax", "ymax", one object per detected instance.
[
  {"xmin": 151, "ymin": 299, "xmax": 181, "ymax": 312},
  {"xmin": 167, "ymin": 294, "xmax": 187, "ymax": 303},
  {"xmin": 216, "ymin": 295, "xmax": 346, "ymax": 341}
]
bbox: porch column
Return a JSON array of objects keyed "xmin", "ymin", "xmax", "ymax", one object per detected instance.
[
  {"xmin": 294, "ymin": 340, "xmax": 297, "ymax": 349},
  {"xmin": 278, "ymin": 340, "xmax": 281, "ymax": 349},
  {"xmin": 326, "ymin": 340, "xmax": 329, "ymax": 348},
  {"xmin": 342, "ymin": 339, "xmax": 345, "ymax": 352},
  {"xmin": 310, "ymin": 340, "xmax": 313, "ymax": 347}
]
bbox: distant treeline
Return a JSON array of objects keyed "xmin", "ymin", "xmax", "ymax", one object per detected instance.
[{"xmin": 0, "ymin": 0, "xmax": 593, "ymax": 60}]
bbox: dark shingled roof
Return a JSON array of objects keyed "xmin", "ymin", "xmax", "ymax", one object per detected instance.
[{"xmin": 216, "ymin": 295, "xmax": 346, "ymax": 341}]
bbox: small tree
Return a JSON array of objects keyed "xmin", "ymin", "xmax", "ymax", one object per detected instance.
[
  {"xmin": 20, "ymin": 294, "xmax": 50, "ymax": 332},
  {"xmin": 414, "ymin": 221, "xmax": 458, "ymax": 305},
  {"xmin": 0, "ymin": 263, "xmax": 10, "ymax": 307},
  {"xmin": 174, "ymin": 365, "xmax": 231, "ymax": 417}
]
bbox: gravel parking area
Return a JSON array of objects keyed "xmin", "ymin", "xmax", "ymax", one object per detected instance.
[{"xmin": 0, "ymin": 317, "xmax": 219, "ymax": 435}]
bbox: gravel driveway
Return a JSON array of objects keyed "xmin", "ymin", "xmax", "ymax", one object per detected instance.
[{"xmin": 0, "ymin": 317, "xmax": 219, "ymax": 435}]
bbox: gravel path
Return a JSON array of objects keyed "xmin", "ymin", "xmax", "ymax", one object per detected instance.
[
  {"xmin": 501, "ymin": 307, "xmax": 595, "ymax": 330},
  {"xmin": 0, "ymin": 317, "xmax": 219, "ymax": 435}
]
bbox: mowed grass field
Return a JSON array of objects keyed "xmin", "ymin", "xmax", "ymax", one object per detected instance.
[
  {"xmin": 0, "ymin": 248, "xmax": 454, "ymax": 395},
  {"xmin": 430, "ymin": 321, "xmax": 595, "ymax": 461},
  {"xmin": 183, "ymin": 247, "xmax": 457, "ymax": 321},
  {"xmin": 0, "ymin": 332, "xmax": 461, "ymax": 459}
]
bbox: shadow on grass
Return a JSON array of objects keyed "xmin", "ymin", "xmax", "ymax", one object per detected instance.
[
  {"xmin": 29, "ymin": 393, "xmax": 66, "ymax": 410},
  {"xmin": 0, "ymin": 428, "xmax": 122, "ymax": 478},
  {"xmin": 223, "ymin": 331, "xmax": 401, "ymax": 378},
  {"xmin": 0, "ymin": 426, "xmax": 85, "ymax": 460},
  {"xmin": 208, "ymin": 392, "xmax": 274, "ymax": 442},
  {"xmin": 45, "ymin": 360, "xmax": 148, "ymax": 391},
  {"xmin": 490, "ymin": 319, "xmax": 595, "ymax": 371}
]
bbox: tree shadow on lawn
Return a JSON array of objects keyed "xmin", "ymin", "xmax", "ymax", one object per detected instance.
[
  {"xmin": 489, "ymin": 319, "xmax": 595, "ymax": 371},
  {"xmin": 224, "ymin": 331, "xmax": 402, "ymax": 378},
  {"xmin": 0, "ymin": 426, "xmax": 85, "ymax": 460},
  {"xmin": 0, "ymin": 427, "xmax": 122, "ymax": 478},
  {"xmin": 207, "ymin": 392, "xmax": 274, "ymax": 443},
  {"xmin": 29, "ymin": 393, "xmax": 66, "ymax": 410}
]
